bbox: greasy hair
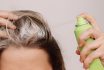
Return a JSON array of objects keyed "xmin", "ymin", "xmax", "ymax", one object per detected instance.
[{"xmin": 0, "ymin": 10, "xmax": 65, "ymax": 70}]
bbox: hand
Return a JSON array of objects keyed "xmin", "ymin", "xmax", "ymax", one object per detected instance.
[
  {"xmin": 0, "ymin": 10, "xmax": 18, "ymax": 38},
  {"xmin": 76, "ymin": 13, "xmax": 104, "ymax": 69}
]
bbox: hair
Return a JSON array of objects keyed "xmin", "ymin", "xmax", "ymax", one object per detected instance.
[{"xmin": 0, "ymin": 10, "xmax": 65, "ymax": 70}]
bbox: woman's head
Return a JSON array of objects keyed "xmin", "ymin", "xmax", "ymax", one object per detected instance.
[{"xmin": 0, "ymin": 10, "xmax": 65, "ymax": 70}]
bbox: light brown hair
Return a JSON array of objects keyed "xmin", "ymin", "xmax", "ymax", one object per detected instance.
[{"xmin": 0, "ymin": 10, "xmax": 65, "ymax": 70}]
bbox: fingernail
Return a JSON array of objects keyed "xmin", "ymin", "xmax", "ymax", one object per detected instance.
[{"xmin": 76, "ymin": 50, "xmax": 80, "ymax": 55}]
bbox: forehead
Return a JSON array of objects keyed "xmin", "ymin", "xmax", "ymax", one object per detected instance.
[
  {"xmin": 1, "ymin": 46, "xmax": 48, "ymax": 60},
  {"xmin": 1, "ymin": 46, "xmax": 52, "ymax": 70}
]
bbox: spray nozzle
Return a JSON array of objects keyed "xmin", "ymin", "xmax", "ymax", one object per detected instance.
[{"xmin": 76, "ymin": 16, "xmax": 89, "ymax": 27}]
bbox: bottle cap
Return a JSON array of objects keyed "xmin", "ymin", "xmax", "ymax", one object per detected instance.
[{"xmin": 76, "ymin": 16, "xmax": 89, "ymax": 26}]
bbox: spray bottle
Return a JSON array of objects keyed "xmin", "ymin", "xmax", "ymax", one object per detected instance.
[{"xmin": 74, "ymin": 16, "xmax": 104, "ymax": 70}]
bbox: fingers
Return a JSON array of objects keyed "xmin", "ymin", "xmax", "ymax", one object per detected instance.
[
  {"xmin": 80, "ymin": 36, "xmax": 104, "ymax": 62},
  {"xmin": 79, "ymin": 13, "xmax": 100, "ymax": 31},
  {"xmin": 77, "ymin": 13, "xmax": 104, "ymax": 69},
  {"xmin": 79, "ymin": 27, "xmax": 103, "ymax": 48},
  {"xmin": 78, "ymin": 28, "xmax": 94, "ymax": 47},
  {"xmin": 83, "ymin": 48, "xmax": 102, "ymax": 69},
  {"xmin": 0, "ymin": 17, "xmax": 16, "ymax": 29},
  {"xmin": 0, "ymin": 11, "xmax": 18, "ymax": 20}
]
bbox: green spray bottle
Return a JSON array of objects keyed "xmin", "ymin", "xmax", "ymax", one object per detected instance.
[{"xmin": 74, "ymin": 16, "xmax": 104, "ymax": 70}]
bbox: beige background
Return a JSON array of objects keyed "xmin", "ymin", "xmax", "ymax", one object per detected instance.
[{"xmin": 0, "ymin": 0, "xmax": 104, "ymax": 70}]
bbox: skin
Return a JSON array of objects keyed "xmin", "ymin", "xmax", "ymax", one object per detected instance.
[
  {"xmin": 0, "ymin": 11, "xmax": 18, "ymax": 69},
  {"xmin": 0, "ymin": 11, "xmax": 52, "ymax": 70},
  {"xmin": 0, "ymin": 46, "xmax": 52, "ymax": 70},
  {"xmin": 1, "ymin": 11, "xmax": 104, "ymax": 70},
  {"xmin": 0, "ymin": 11, "xmax": 17, "ymax": 38},
  {"xmin": 76, "ymin": 13, "xmax": 104, "ymax": 69}
]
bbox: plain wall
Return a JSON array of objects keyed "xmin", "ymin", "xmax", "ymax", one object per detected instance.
[{"xmin": 0, "ymin": 0, "xmax": 104, "ymax": 70}]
